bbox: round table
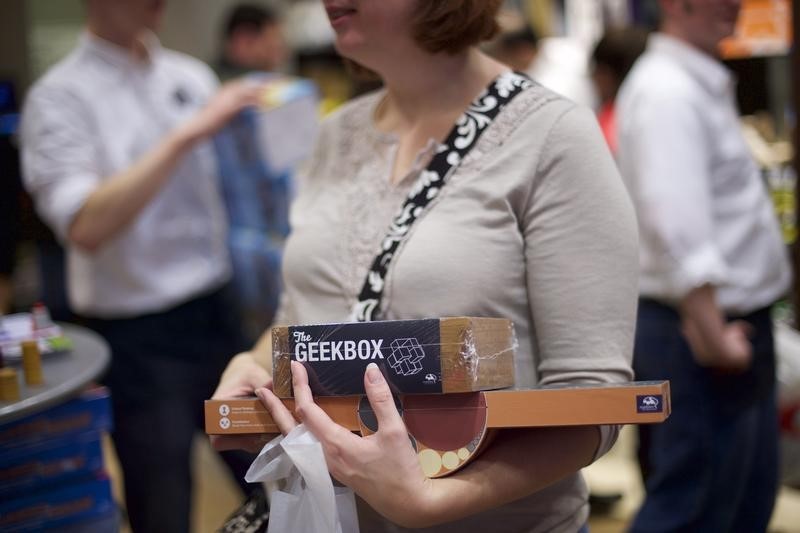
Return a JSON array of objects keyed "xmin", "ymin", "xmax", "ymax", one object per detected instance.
[{"xmin": 0, "ymin": 323, "xmax": 110, "ymax": 424}]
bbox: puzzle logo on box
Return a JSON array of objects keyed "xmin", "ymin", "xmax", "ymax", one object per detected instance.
[
  {"xmin": 387, "ymin": 338, "xmax": 426, "ymax": 376},
  {"xmin": 636, "ymin": 395, "xmax": 663, "ymax": 413}
]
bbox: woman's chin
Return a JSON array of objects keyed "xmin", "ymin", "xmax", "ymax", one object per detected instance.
[{"xmin": 334, "ymin": 36, "xmax": 369, "ymax": 61}]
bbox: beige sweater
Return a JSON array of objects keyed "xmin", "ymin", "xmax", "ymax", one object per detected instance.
[{"xmin": 275, "ymin": 82, "xmax": 638, "ymax": 532}]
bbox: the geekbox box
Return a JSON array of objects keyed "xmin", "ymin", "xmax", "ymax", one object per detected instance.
[{"xmin": 271, "ymin": 317, "xmax": 517, "ymax": 397}]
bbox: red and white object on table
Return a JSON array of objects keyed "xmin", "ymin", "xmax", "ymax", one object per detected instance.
[{"xmin": 0, "ymin": 303, "xmax": 66, "ymax": 362}]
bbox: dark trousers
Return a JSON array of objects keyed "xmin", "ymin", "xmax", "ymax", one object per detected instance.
[
  {"xmin": 87, "ymin": 285, "xmax": 254, "ymax": 533},
  {"xmin": 630, "ymin": 299, "xmax": 779, "ymax": 533}
]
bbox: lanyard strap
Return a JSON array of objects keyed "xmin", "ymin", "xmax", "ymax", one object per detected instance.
[{"xmin": 351, "ymin": 72, "xmax": 532, "ymax": 322}]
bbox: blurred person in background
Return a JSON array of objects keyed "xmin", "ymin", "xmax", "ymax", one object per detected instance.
[
  {"xmin": 213, "ymin": 2, "xmax": 306, "ymax": 346},
  {"xmin": 20, "ymin": 0, "xmax": 262, "ymax": 531},
  {"xmin": 216, "ymin": 3, "xmax": 288, "ymax": 81},
  {"xmin": 526, "ymin": 35, "xmax": 597, "ymax": 109},
  {"xmin": 212, "ymin": 0, "xmax": 639, "ymax": 531},
  {"xmin": 590, "ymin": 27, "xmax": 648, "ymax": 156},
  {"xmin": 487, "ymin": 25, "xmax": 538, "ymax": 73},
  {"xmin": 0, "ymin": 79, "xmax": 75, "ymax": 320},
  {"xmin": 617, "ymin": 0, "xmax": 790, "ymax": 531},
  {"xmin": 0, "ymin": 80, "xmax": 21, "ymax": 315}
]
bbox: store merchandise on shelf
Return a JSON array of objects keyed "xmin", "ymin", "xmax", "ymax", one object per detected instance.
[
  {"xmin": 0, "ymin": 388, "xmax": 117, "ymax": 531},
  {"xmin": 0, "ymin": 303, "xmax": 72, "ymax": 362}
]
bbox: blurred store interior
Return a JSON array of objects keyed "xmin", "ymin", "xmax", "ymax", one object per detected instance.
[{"xmin": 1, "ymin": 0, "xmax": 799, "ymax": 531}]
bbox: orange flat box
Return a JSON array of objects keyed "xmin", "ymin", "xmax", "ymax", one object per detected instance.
[
  {"xmin": 207, "ymin": 381, "xmax": 669, "ymax": 478},
  {"xmin": 205, "ymin": 380, "xmax": 670, "ymax": 436},
  {"xmin": 207, "ymin": 396, "xmax": 361, "ymax": 435},
  {"xmin": 484, "ymin": 381, "xmax": 670, "ymax": 427}
]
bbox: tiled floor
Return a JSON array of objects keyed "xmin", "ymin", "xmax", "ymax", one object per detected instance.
[{"xmin": 106, "ymin": 427, "xmax": 800, "ymax": 532}]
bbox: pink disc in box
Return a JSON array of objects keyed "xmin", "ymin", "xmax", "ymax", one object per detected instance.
[{"xmin": 357, "ymin": 392, "xmax": 491, "ymax": 478}]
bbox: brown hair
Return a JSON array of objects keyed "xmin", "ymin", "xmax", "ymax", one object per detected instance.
[
  {"xmin": 412, "ymin": 0, "xmax": 502, "ymax": 54},
  {"xmin": 343, "ymin": 1, "xmax": 502, "ymax": 82},
  {"xmin": 591, "ymin": 27, "xmax": 650, "ymax": 83}
]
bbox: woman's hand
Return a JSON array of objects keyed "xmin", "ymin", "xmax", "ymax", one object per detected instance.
[
  {"xmin": 256, "ymin": 361, "xmax": 441, "ymax": 527},
  {"xmin": 213, "ymin": 351, "xmax": 273, "ymax": 399},
  {"xmin": 210, "ymin": 351, "xmax": 274, "ymax": 452}
]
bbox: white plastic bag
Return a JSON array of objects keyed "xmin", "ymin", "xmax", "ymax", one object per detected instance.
[{"xmin": 245, "ymin": 424, "xmax": 360, "ymax": 533}]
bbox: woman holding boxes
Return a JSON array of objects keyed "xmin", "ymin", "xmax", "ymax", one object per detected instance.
[{"xmin": 213, "ymin": 1, "xmax": 637, "ymax": 531}]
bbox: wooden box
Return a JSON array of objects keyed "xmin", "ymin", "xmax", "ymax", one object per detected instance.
[{"xmin": 272, "ymin": 317, "xmax": 516, "ymax": 397}]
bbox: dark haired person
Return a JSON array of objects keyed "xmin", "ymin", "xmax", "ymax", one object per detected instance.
[
  {"xmin": 489, "ymin": 25, "xmax": 539, "ymax": 72},
  {"xmin": 20, "ymin": 1, "xmax": 260, "ymax": 531},
  {"xmin": 591, "ymin": 27, "xmax": 649, "ymax": 155},
  {"xmin": 216, "ymin": 3, "xmax": 287, "ymax": 80},
  {"xmin": 0, "ymin": 81, "xmax": 20, "ymax": 315},
  {"xmin": 214, "ymin": 1, "xmax": 637, "ymax": 530},
  {"xmin": 617, "ymin": 0, "xmax": 790, "ymax": 530}
]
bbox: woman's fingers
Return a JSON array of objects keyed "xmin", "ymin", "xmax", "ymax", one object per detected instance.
[
  {"xmin": 212, "ymin": 352, "xmax": 273, "ymax": 399},
  {"xmin": 256, "ymin": 387, "xmax": 298, "ymax": 435},
  {"xmin": 363, "ymin": 363, "xmax": 405, "ymax": 434},
  {"xmin": 290, "ymin": 361, "xmax": 352, "ymax": 440},
  {"xmin": 289, "ymin": 360, "xmax": 313, "ymax": 403}
]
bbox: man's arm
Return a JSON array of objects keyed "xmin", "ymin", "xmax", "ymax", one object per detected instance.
[{"xmin": 68, "ymin": 81, "xmax": 260, "ymax": 252}]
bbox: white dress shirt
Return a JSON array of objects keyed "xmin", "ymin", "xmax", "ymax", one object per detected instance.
[
  {"xmin": 617, "ymin": 33, "xmax": 791, "ymax": 314},
  {"xmin": 22, "ymin": 33, "xmax": 231, "ymax": 318}
]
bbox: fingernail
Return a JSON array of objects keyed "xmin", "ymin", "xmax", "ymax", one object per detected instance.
[{"xmin": 366, "ymin": 363, "xmax": 384, "ymax": 384}]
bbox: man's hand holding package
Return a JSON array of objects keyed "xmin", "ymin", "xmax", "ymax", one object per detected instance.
[{"xmin": 180, "ymin": 79, "xmax": 262, "ymax": 142}]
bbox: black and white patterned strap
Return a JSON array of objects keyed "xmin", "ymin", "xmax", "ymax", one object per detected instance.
[{"xmin": 350, "ymin": 71, "xmax": 533, "ymax": 322}]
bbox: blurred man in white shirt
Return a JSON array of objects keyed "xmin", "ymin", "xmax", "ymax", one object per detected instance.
[
  {"xmin": 21, "ymin": 1, "xmax": 260, "ymax": 531},
  {"xmin": 617, "ymin": 1, "xmax": 790, "ymax": 531}
]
